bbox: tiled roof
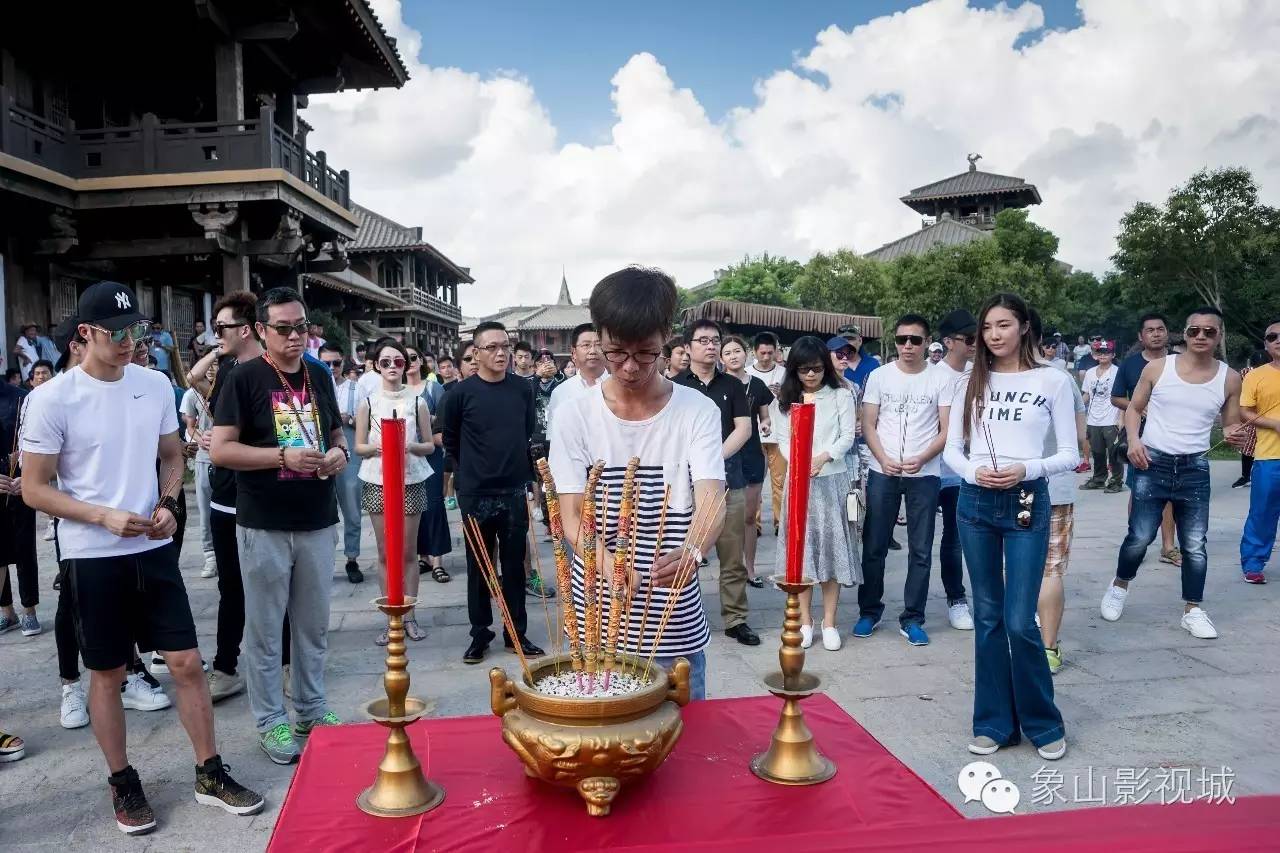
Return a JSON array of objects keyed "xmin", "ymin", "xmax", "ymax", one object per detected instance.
[
  {"xmin": 864, "ymin": 217, "xmax": 992, "ymax": 262},
  {"xmin": 902, "ymin": 169, "xmax": 1041, "ymax": 204},
  {"xmin": 300, "ymin": 269, "xmax": 407, "ymax": 309},
  {"xmin": 347, "ymin": 0, "xmax": 410, "ymax": 85},
  {"xmin": 461, "ymin": 302, "xmax": 590, "ymax": 335},
  {"xmin": 350, "ymin": 203, "xmax": 474, "ymax": 283},
  {"xmin": 679, "ymin": 299, "xmax": 883, "ymax": 339}
]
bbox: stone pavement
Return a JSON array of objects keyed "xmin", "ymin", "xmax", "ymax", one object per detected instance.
[{"xmin": 1, "ymin": 461, "xmax": 1276, "ymax": 851}]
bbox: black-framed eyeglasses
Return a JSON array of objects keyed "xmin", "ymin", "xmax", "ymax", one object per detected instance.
[
  {"xmin": 476, "ymin": 343, "xmax": 511, "ymax": 354},
  {"xmin": 797, "ymin": 365, "xmax": 825, "ymax": 376},
  {"xmin": 603, "ymin": 349, "xmax": 661, "ymax": 365},
  {"xmin": 1017, "ymin": 488, "xmax": 1034, "ymax": 529},
  {"xmin": 690, "ymin": 336, "xmax": 721, "ymax": 347},
  {"xmin": 214, "ymin": 321, "xmax": 247, "ymax": 335},
  {"xmin": 1184, "ymin": 325, "xmax": 1219, "ymax": 340},
  {"xmin": 1265, "ymin": 332, "xmax": 1279, "ymax": 343},
  {"xmin": 895, "ymin": 334, "xmax": 925, "ymax": 346},
  {"xmin": 87, "ymin": 321, "xmax": 151, "ymax": 344},
  {"xmin": 263, "ymin": 321, "xmax": 308, "ymax": 338}
]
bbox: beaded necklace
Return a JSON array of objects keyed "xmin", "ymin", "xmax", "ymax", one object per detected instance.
[{"xmin": 264, "ymin": 355, "xmax": 327, "ymax": 478}]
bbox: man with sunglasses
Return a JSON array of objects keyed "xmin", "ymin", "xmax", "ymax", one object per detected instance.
[
  {"xmin": 1238, "ymin": 322, "xmax": 1280, "ymax": 584},
  {"xmin": 856, "ymin": 315, "xmax": 953, "ymax": 645},
  {"xmin": 676, "ymin": 319, "xmax": 759, "ymax": 646},
  {"xmin": 1102, "ymin": 307, "xmax": 1244, "ymax": 639},
  {"xmin": 211, "ymin": 287, "xmax": 348, "ymax": 763},
  {"xmin": 22, "ymin": 281, "xmax": 263, "ymax": 833},
  {"xmin": 440, "ymin": 321, "xmax": 544, "ymax": 664}
]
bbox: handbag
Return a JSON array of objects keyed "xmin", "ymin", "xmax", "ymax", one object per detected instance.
[{"xmin": 846, "ymin": 462, "xmax": 866, "ymax": 534}]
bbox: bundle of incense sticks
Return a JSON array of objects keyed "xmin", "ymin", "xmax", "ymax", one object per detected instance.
[
  {"xmin": 153, "ymin": 466, "xmax": 185, "ymax": 516},
  {"xmin": 579, "ymin": 462, "xmax": 606, "ymax": 689},
  {"xmin": 535, "ymin": 459, "xmax": 583, "ymax": 686},
  {"xmin": 463, "ymin": 516, "xmax": 533, "ymax": 684},
  {"xmin": 643, "ymin": 488, "xmax": 727, "ymax": 680},
  {"xmin": 525, "ymin": 491, "xmax": 560, "ymax": 674},
  {"xmin": 602, "ymin": 457, "xmax": 640, "ymax": 689},
  {"xmin": 626, "ymin": 484, "xmax": 669, "ymax": 678}
]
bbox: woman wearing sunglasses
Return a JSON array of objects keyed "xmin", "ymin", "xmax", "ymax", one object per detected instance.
[
  {"xmin": 942, "ymin": 293, "xmax": 1079, "ymax": 761},
  {"xmin": 354, "ymin": 339, "xmax": 436, "ymax": 643},
  {"xmin": 771, "ymin": 336, "xmax": 862, "ymax": 651}
]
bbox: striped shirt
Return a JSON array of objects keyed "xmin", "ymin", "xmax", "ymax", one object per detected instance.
[{"xmin": 549, "ymin": 383, "xmax": 725, "ymax": 658}]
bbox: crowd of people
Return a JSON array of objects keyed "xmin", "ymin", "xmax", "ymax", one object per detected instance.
[{"xmin": 0, "ymin": 269, "xmax": 1276, "ymax": 836}]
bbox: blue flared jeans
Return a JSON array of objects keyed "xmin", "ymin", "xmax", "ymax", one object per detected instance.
[{"xmin": 957, "ymin": 479, "xmax": 1064, "ymax": 748}]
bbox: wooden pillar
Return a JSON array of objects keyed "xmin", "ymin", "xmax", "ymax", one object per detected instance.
[
  {"xmin": 213, "ymin": 41, "xmax": 244, "ymax": 123},
  {"xmin": 222, "ymin": 220, "xmax": 248, "ymax": 295}
]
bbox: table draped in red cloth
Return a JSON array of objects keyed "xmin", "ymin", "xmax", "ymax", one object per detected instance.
[{"xmin": 269, "ymin": 694, "xmax": 960, "ymax": 852}]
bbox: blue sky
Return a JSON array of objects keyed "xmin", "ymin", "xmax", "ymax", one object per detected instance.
[{"xmin": 402, "ymin": 1, "xmax": 1083, "ymax": 145}]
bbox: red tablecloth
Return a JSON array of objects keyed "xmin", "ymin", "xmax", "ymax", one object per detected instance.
[{"xmin": 269, "ymin": 694, "xmax": 961, "ymax": 852}]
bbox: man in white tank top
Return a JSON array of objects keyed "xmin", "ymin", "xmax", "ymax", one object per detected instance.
[{"xmin": 1100, "ymin": 308, "xmax": 1245, "ymax": 639}]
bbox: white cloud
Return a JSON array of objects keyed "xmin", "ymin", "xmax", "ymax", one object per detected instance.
[{"xmin": 307, "ymin": 0, "xmax": 1280, "ymax": 315}]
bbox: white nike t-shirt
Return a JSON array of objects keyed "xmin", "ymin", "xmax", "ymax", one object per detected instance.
[{"xmin": 21, "ymin": 364, "xmax": 179, "ymax": 559}]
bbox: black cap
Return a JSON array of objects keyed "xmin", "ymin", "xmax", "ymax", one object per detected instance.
[
  {"xmin": 938, "ymin": 309, "xmax": 977, "ymax": 339},
  {"xmin": 536, "ymin": 347, "xmax": 556, "ymax": 360},
  {"xmin": 77, "ymin": 281, "xmax": 146, "ymax": 332}
]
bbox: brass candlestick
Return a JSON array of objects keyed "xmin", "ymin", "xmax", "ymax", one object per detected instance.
[
  {"xmin": 750, "ymin": 577, "xmax": 837, "ymax": 786},
  {"xmin": 357, "ymin": 596, "xmax": 446, "ymax": 817}
]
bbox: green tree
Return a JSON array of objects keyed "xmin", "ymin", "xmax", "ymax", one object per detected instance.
[
  {"xmin": 713, "ymin": 253, "xmax": 803, "ymax": 307},
  {"xmin": 1112, "ymin": 166, "xmax": 1280, "ymax": 359},
  {"xmin": 792, "ymin": 249, "xmax": 888, "ymax": 316},
  {"xmin": 309, "ymin": 309, "xmax": 350, "ymax": 355},
  {"xmin": 992, "ymin": 208, "xmax": 1059, "ymax": 270}
]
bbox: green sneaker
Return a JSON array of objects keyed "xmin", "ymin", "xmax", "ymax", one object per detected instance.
[
  {"xmin": 1078, "ymin": 478, "xmax": 1105, "ymax": 491},
  {"xmin": 525, "ymin": 573, "xmax": 556, "ymax": 599},
  {"xmin": 444, "ymin": 496, "xmax": 457, "ymax": 511},
  {"xmin": 1045, "ymin": 646, "xmax": 1063, "ymax": 674},
  {"xmin": 258, "ymin": 723, "xmax": 300, "ymax": 765},
  {"xmin": 294, "ymin": 711, "xmax": 342, "ymax": 742}
]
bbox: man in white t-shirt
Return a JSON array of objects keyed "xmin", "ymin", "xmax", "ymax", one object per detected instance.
[
  {"xmin": 550, "ymin": 266, "xmax": 724, "ymax": 700},
  {"xmin": 747, "ymin": 331, "xmax": 787, "ymax": 534},
  {"xmin": 21, "ymin": 281, "xmax": 262, "ymax": 836},
  {"xmin": 855, "ymin": 314, "xmax": 952, "ymax": 647},
  {"xmin": 545, "ymin": 322, "xmax": 607, "ymax": 440},
  {"xmin": 1079, "ymin": 341, "xmax": 1125, "ymax": 492}
]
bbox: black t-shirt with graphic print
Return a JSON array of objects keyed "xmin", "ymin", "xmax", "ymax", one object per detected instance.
[{"xmin": 213, "ymin": 356, "xmax": 341, "ymax": 531}]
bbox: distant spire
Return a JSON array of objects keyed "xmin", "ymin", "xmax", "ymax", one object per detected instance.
[{"xmin": 557, "ymin": 268, "xmax": 572, "ymax": 305}]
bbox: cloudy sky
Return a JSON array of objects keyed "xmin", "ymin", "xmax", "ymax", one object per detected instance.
[{"xmin": 308, "ymin": 0, "xmax": 1280, "ymax": 316}]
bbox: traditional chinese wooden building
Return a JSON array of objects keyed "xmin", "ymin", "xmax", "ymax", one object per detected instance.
[
  {"xmin": 461, "ymin": 273, "xmax": 590, "ymax": 358},
  {"xmin": 0, "ymin": 1, "xmax": 408, "ymax": 361},
  {"xmin": 865, "ymin": 154, "xmax": 1041, "ymax": 262},
  {"xmin": 679, "ymin": 298, "xmax": 881, "ymax": 346}
]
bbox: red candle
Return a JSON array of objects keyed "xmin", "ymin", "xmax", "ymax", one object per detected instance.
[
  {"xmin": 785, "ymin": 402, "xmax": 816, "ymax": 584},
  {"xmin": 381, "ymin": 414, "xmax": 407, "ymax": 606}
]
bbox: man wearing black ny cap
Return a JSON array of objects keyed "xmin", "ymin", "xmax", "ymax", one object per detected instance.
[
  {"xmin": 930, "ymin": 309, "xmax": 978, "ymax": 630},
  {"xmin": 21, "ymin": 282, "xmax": 262, "ymax": 835}
]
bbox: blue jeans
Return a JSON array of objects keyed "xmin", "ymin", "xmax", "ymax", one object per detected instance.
[
  {"xmin": 1116, "ymin": 449, "xmax": 1210, "ymax": 602},
  {"xmin": 335, "ymin": 425, "xmax": 362, "ymax": 560},
  {"xmin": 652, "ymin": 650, "xmax": 706, "ymax": 701},
  {"xmin": 957, "ymin": 480, "xmax": 1064, "ymax": 748},
  {"xmin": 938, "ymin": 484, "xmax": 967, "ymax": 604},
  {"xmin": 858, "ymin": 471, "xmax": 939, "ymax": 627},
  {"xmin": 1241, "ymin": 459, "xmax": 1280, "ymax": 574}
]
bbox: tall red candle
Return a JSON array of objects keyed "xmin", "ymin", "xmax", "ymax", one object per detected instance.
[
  {"xmin": 785, "ymin": 401, "xmax": 816, "ymax": 584},
  {"xmin": 380, "ymin": 414, "xmax": 407, "ymax": 606}
]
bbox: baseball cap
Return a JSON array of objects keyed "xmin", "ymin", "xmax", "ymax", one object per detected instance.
[
  {"xmin": 826, "ymin": 336, "xmax": 853, "ymax": 352},
  {"xmin": 938, "ymin": 309, "xmax": 977, "ymax": 338},
  {"xmin": 77, "ymin": 281, "xmax": 146, "ymax": 332},
  {"xmin": 535, "ymin": 347, "xmax": 556, "ymax": 360},
  {"xmin": 1096, "ymin": 340, "xmax": 1115, "ymax": 353},
  {"xmin": 1052, "ymin": 331, "xmax": 1063, "ymax": 338},
  {"xmin": 928, "ymin": 342, "xmax": 944, "ymax": 353},
  {"xmin": 836, "ymin": 323, "xmax": 863, "ymax": 339}
]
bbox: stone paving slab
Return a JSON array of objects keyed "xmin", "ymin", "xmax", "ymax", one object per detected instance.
[{"xmin": 0, "ymin": 461, "xmax": 1276, "ymax": 850}]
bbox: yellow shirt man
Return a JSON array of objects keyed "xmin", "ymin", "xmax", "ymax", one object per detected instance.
[{"xmin": 1242, "ymin": 364, "xmax": 1280, "ymax": 460}]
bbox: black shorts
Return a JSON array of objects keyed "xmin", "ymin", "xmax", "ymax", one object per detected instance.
[
  {"xmin": 65, "ymin": 544, "xmax": 198, "ymax": 671},
  {"xmin": 740, "ymin": 447, "xmax": 767, "ymax": 486}
]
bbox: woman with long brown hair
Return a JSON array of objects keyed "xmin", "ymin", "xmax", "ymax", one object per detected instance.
[{"xmin": 942, "ymin": 293, "xmax": 1078, "ymax": 761}]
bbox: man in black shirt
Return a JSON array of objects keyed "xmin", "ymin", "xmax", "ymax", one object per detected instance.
[
  {"xmin": 211, "ymin": 287, "xmax": 348, "ymax": 765},
  {"xmin": 675, "ymin": 319, "xmax": 759, "ymax": 646},
  {"xmin": 440, "ymin": 321, "xmax": 544, "ymax": 663}
]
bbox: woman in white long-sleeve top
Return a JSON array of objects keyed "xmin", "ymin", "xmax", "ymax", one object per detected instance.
[
  {"xmin": 772, "ymin": 336, "xmax": 862, "ymax": 652},
  {"xmin": 942, "ymin": 293, "xmax": 1079, "ymax": 762}
]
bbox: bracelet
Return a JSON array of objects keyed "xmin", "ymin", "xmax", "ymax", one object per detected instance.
[
  {"xmin": 278, "ymin": 447, "xmax": 286, "ymax": 470},
  {"xmin": 156, "ymin": 495, "xmax": 180, "ymax": 516}
]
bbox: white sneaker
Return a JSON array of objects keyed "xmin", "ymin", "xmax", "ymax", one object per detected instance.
[
  {"xmin": 42, "ymin": 520, "xmax": 56, "ymax": 541},
  {"xmin": 821, "ymin": 624, "xmax": 842, "ymax": 651},
  {"xmin": 948, "ymin": 601, "xmax": 974, "ymax": 630},
  {"xmin": 800, "ymin": 624, "xmax": 813, "ymax": 649},
  {"xmin": 1181, "ymin": 607, "xmax": 1218, "ymax": 639},
  {"xmin": 121, "ymin": 672, "xmax": 171, "ymax": 711},
  {"xmin": 150, "ymin": 655, "xmax": 209, "ymax": 676},
  {"xmin": 60, "ymin": 681, "xmax": 90, "ymax": 729},
  {"xmin": 1100, "ymin": 583, "xmax": 1128, "ymax": 622},
  {"xmin": 200, "ymin": 553, "xmax": 218, "ymax": 579}
]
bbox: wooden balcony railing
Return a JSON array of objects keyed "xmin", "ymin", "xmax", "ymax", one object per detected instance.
[
  {"xmin": 387, "ymin": 287, "xmax": 462, "ymax": 321},
  {"xmin": 0, "ymin": 89, "xmax": 350, "ymax": 208}
]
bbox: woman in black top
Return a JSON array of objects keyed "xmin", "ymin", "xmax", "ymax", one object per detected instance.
[{"xmin": 721, "ymin": 335, "xmax": 774, "ymax": 587}]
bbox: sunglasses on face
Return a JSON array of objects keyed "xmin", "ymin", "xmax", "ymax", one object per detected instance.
[
  {"xmin": 1265, "ymin": 332, "xmax": 1279, "ymax": 343},
  {"xmin": 798, "ymin": 365, "xmax": 825, "ymax": 376},
  {"xmin": 215, "ymin": 321, "xmax": 247, "ymax": 335},
  {"xmin": 461, "ymin": 356, "xmax": 474, "ymax": 363},
  {"xmin": 378, "ymin": 357, "xmax": 405, "ymax": 369},
  {"xmin": 89, "ymin": 321, "xmax": 152, "ymax": 344},
  {"xmin": 408, "ymin": 354, "xmax": 421, "ymax": 362},
  {"xmin": 322, "ymin": 358, "xmax": 343, "ymax": 369},
  {"xmin": 1184, "ymin": 325, "xmax": 1219, "ymax": 340},
  {"xmin": 895, "ymin": 334, "xmax": 925, "ymax": 346},
  {"xmin": 264, "ymin": 321, "xmax": 308, "ymax": 338},
  {"xmin": 476, "ymin": 343, "xmax": 511, "ymax": 354},
  {"xmin": 833, "ymin": 348, "xmax": 854, "ymax": 360}
]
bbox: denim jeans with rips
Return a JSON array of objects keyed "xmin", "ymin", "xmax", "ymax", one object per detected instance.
[{"xmin": 1116, "ymin": 449, "xmax": 1211, "ymax": 602}]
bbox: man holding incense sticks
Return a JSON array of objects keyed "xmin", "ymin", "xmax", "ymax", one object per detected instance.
[
  {"xmin": 441, "ymin": 320, "xmax": 545, "ymax": 664},
  {"xmin": 211, "ymin": 287, "xmax": 348, "ymax": 765},
  {"xmin": 22, "ymin": 281, "xmax": 263, "ymax": 835},
  {"xmin": 551, "ymin": 266, "xmax": 727, "ymax": 700}
]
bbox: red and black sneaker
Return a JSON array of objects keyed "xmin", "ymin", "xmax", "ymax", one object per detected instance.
[
  {"xmin": 108, "ymin": 766, "xmax": 157, "ymax": 835},
  {"xmin": 1244, "ymin": 571, "xmax": 1267, "ymax": 585}
]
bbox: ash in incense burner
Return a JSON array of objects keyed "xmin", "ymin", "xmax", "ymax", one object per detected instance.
[{"xmin": 533, "ymin": 670, "xmax": 653, "ymax": 698}]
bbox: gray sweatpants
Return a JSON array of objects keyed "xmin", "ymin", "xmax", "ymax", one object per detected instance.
[
  {"xmin": 237, "ymin": 524, "xmax": 337, "ymax": 732},
  {"xmin": 193, "ymin": 460, "xmax": 214, "ymax": 557}
]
